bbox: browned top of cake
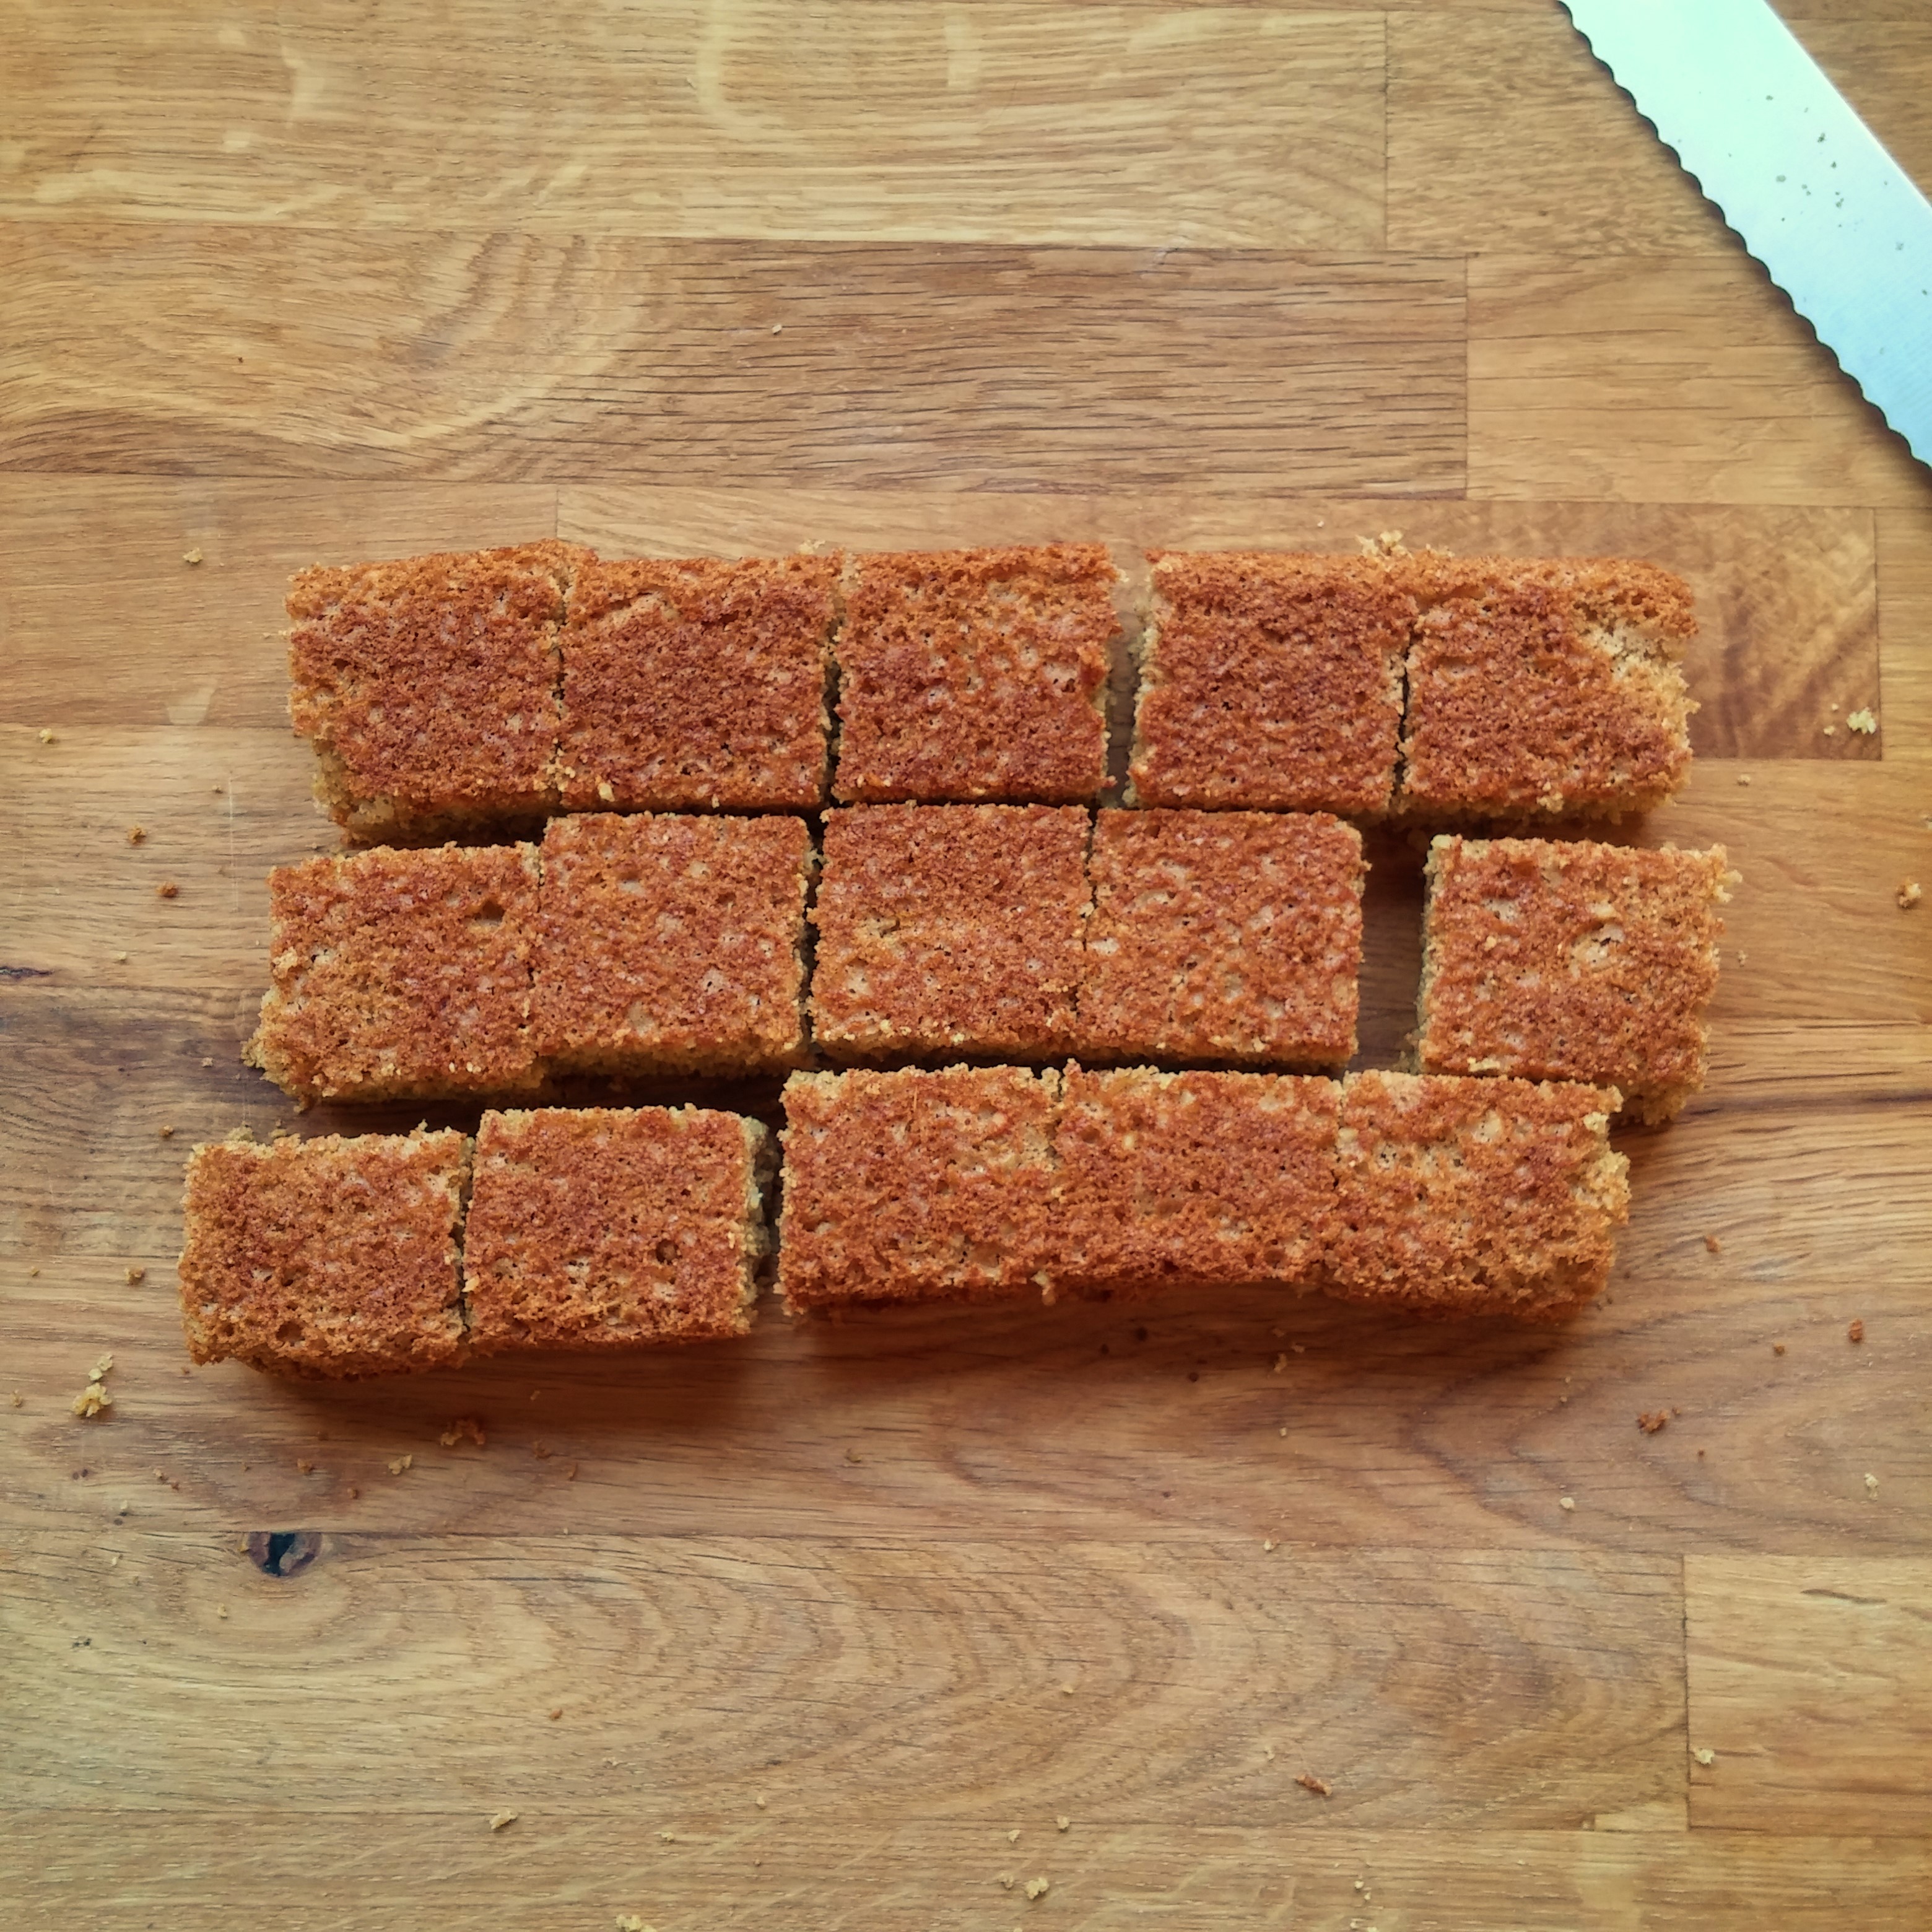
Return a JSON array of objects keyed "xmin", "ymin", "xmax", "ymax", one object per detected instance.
[
  {"xmin": 555, "ymin": 552, "xmax": 838, "ymax": 811},
  {"xmin": 1129, "ymin": 551, "xmax": 1411, "ymax": 814},
  {"xmin": 250, "ymin": 843, "xmax": 542, "ymax": 1105},
  {"xmin": 463, "ymin": 1107, "xmax": 767, "ymax": 1352},
  {"xmin": 1051, "ymin": 1066, "xmax": 1341, "ymax": 1297},
  {"xmin": 1329, "ymin": 1071, "xmax": 1628, "ymax": 1321},
  {"xmin": 810, "ymin": 804, "xmax": 1090, "ymax": 1058},
  {"xmin": 288, "ymin": 541, "xmax": 588, "ymax": 835},
  {"xmin": 833, "ymin": 544, "xmax": 1116, "ymax": 803},
  {"xmin": 177, "ymin": 1128, "xmax": 470, "ymax": 1377},
  {"xmin": 531, "ymin": 812, "xmax": 811, "ymax": 1072},
  {"xmin": 1420, "ymin": 837, "xmax": 1731, "ymax": 1110},
  {"xmin": 1399, "ymin": 555, "xmax": 1696, "ymax": 817},
  {"xmin": 778, "ymin": 1065, "xmax": 1062, "ymax": 1308},
  {"xmin": 1080, "ymin": 810, "xmax": 1365, "ymax": 1065}
]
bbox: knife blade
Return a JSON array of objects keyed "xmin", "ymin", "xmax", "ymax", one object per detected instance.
[{"xmin": 1562, "ymin": 0, "xmax": 1932, "ymax": 468}]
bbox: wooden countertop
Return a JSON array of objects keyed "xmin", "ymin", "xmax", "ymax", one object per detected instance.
[{"xmin": 4, "ymin": 4, "xmax": 1930, "ymax": 1926}]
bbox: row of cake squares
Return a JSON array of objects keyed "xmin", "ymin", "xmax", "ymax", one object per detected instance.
[
  {"xmin": 288, "ymin": 541, "xmax": 1696, "ymax": 842},
  {"xmin": 178, "ymin": 1064, "xmax": 1629, "ymax": 1378},
  {"xmin": 249, "ymin": 806, "xmax": 1732, "ymax": 1120}
]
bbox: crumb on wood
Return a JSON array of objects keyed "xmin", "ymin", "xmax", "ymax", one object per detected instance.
[
  {"xmin": 38, "ymin": 728, "xmax": 55, "ymax": 743},
  {"xmin": 201, "ymin": 1057, "xmax": 212, "ymax": 1068},
  {"xmin": 159, "ymin": 1124, "xmax": 175, "ymax": 1139},
  {"xmin": 1559, "ymin": 1495, "xmax": 1575, "ymax": 1511},
  {"xmin": 72, "ymin": 1354, "xmax": 115, "ymax": 1420},
  {"xmin": 1060, "ymin": 1683, "xmax": 1075, "ymax": 1695},
  {"xmin": 1025, "ymin": 1878, "xmax": 1050, "ymax": 1900},
  {"xmin": 1295, "ymin": 1773, "xmax": 1333, "ymax": 1797},
  {"xmin": 126, "ymin": 1265, "xmax": 146, "ymax": 1284},
  {"xmin": 347, "ymin": 1485, "xmax": 360, "ymax": 1500},
  {"xmin": 1359, "ymin": 529, "xmax": 1408, "ymax": 557},
  {"xmin": 1848, "ymin": 1319, "xmax": 1865, "ymax": 1344},
  {"xmin": 755, "ymin": 1794, "xmax": 767, "ymax": 1808},
  {"xmin": 1638, "ymin": 1410, "xmax": 1669, "ymax": 1434},
  {"xmin": 388, "ymin": 1454, "xmax": 412, "ymax": 1475},
  {"xmin": 217, "ymin": 1604, "xmax": 228, "ymax": 1619},
  {"xmin": 10, "ymin": 1390, "xmax": 22, "ymax": 1409},
  {"xmin": 1693, "ymin": 1747, "xmax": 1715, "ymax": 1767},
  {"xmin": 183, "ymin": 548, "xmax": 203, "ymax": 565},
  {"xmin": 658, "ymin": 1829, "xmax": 674, "ymax": 1843},
  {"xmin": 487, "ymin": 1811, "xmax": 518, "ymax": 1832},
  {"xmin": 616, "ymin": 1918, "xmax": 651, "ymax": 1932},
  {"xmin": 1898, "ymin": 881, "xmax": 1922, "ymax": 910},
  {"xmin": 566, "ymin": 1461, "xmax": 579, "ymax": 1481},
  {"xmin": 1735, "ymin": 773, "xmax": 1751, "ymax": 786},
  {"xmin": 1847, "ymin": 708, "xmax": 1878, "ymax": 734},
  {"xmin": 1865, "ymin": 1473, "xmax": 1879, "ymax": 1497},
  {"xmin": 440, "ymin": 1417, "xmax": 487, "ymax": 1448},
  {"xmin": 531, "ymin": 1441, "xmax": 553, "ymax": 1460},
  {"xmin": 127, "ymin": 825, "xmax": 146, "ymax": 844},
  {"xmin": 549, "ymin": 1707, "xmax": 562, "ymax": 1720},
  {"xmin": 1007, "ymin": 1830, "xmax": 1020, "ymax": 1844},
  {"xmin": 1773, "ymin": 1342, "xmax": 1786, "ymax": 1356},
  {"xmin": 157, "ymin": 881, "xmax": 179, "ymax": 899},
  {"xmin": 295, "ymin": 1459, "xmax": 315, "ymax": 1474},
  {"xmin": 1702, "ymin": 1234, "xmax": 1721, "ymax": 1255},
  {"xmin": 1056, "ymin": 1816, "xmax": 1069, "ymax": 1831}
]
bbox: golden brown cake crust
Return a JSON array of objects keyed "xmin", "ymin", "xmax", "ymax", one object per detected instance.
[
  {"xmin": 531, "ymin": 812, "xmax": 811, "ymax": 1076},
  {"xmin": 778, "ymin": 1066, "xmax": 1061, "ymax": 1310},
  {"xmin": 1419, "ymin": 837, "xmax": 1732, "ymax": 1120},
  {"xmin": 288, "ymin": 541, "xmax": 590, "ymax": 842},
  {"xmin": 555, "ymin": 552, "xmax": 838, "ymax": 811},
  {"xmin": 463, "ymin": 1107, "xmax": 767, "ymax": 1353},
  {"xmin": 1129, "ymin": 551, "xmax": 1411, "ymax": 814},
  {"xmin": 250, "ymin": 843, "xmax": 543, "ymax": 1106},
  {"xmin": 1079, "ymin": 810, "xmax": 1364, "ymax": 1066},
  {"xmin": 810, "ymin": 804, "xmax": 1090, "ymax": 1060},
  {"xmin": 177, "ymin": 1129, "xmax": 470, "ymax": 1378},
  {"xmin": 833, "ymin": 544, "xmax": 1117, "ymax": 803},
  {"xmin": 1399, "ymin": 555, "xmax": 1695, "ymax": 819},
  {"xmin": 1328, "ymin": 1071, "xmax": 1629, "ymax": 1321},
  {"xmin": 1052, "ymin": 1066, "xmax": 1341, "ymax": 1299}
]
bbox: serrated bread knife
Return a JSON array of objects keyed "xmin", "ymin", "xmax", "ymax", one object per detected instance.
[{"xmin": 1562, "ymin": 0, "xmax": 1932, "ymax": 468}]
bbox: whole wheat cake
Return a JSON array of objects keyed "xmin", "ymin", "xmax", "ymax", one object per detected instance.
[
  {"xmin": 778, "ymin": 1064, "xmax": 1062, "ymax": 1311},
  {"xmin": 555, "ymin": 551, "xmax": 840, "ymax": 811},
  {"xmin": 810, "ymin": 803, "xmax": 1090, "ymax": 1061},
  {"xmin": 248, "ymin": 842, "xmax": 543, "ymax": 1107},
  {"xmin": 1327, "ymin": 1071, "xmax": 1629, "ymax": 1322},
  {"xmin": 1079, "ymin": 810, "xmax": 1365, "ymax": 1067},
  {"xmin": 1051, "ymin": 1066, "xmax": 1341, "ymax": 1300},
  {"xmin": 463, "ymin": 1107, "xmax": 771, "ymax": 1353},
  {"xmin": 833, "ymin": 544, "xmax": 1118, "ymax": 803},
  {"xmin": 178, "ymin": 1128, "xmax": 469, "ymax": 1378},
  {"xmin": 1128, "ymin": 551, "xmax": 1412, "ymax": 814},
  {"xmin": 1398, "ymin": 555, "xmax": 1696, "ymax": 820},
  {"xmin": 531, "ymin": 811, "xmax": 812, "ymax": 1077},
  {"xmin": 287, "ymin": 540, "xmax": 589, "ymax": 843},
  {"xmin": 1419, "ymin": 836, "xmax": 1735, "ymax": 1121}
]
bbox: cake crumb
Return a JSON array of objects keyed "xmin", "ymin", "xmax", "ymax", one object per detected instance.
[
  {"xmin": 296, "ymin": 1458, "xmax": 315, "ymax": 1474},
  {"xmin": 388, "ymin": 1454, "xmax": 413, "ymax": 1474},
  {"xmin": 127, "ymin": 825, "xmax": 146, "ymax": 844},
  {"xmin": 616, "ymin": 1918, "xmax": 651, "ymax": 1932},
  {"xmin": 566, "ymin": 1462, "xmax": 579, "ymax": 1481},
  {"xmin": 71, "ymin": 1354, "xmax": 115, "ymax": 1419},
  {"xmin": 217, "ymin": 1604, "xmax": 228, "ymax": 1619},
  {"xmin": 1847, "ymin": 708, "xmax": 1878, "ymax": 734},
  {"xmin": 487, "ymin": 1811, "xmax": 518, "ymax": 1831},
  {"xmin": 1773, "ymin": 1343, "xmax": 1786, "ymax": 1356},
  {"xmin": 1848, "ymin": 1319, "xmax": 1865, "ymax": 1344},
  {"xmin": 1637, "ymin": 1410, "xmax": 1669, "ymax": 1434},
  {"xmin": 1898, "ymin": 881, "xmax": 1922, "ymax": 910},
  {"xmin": 531, "ymin": 1441, "xmax": 553, "ymax": 1460},
  {"xmin": 1060, "ymin": 1683, "xmax": 1075, "ymax": 1695},
  {"xmin": 1263, "ymin": 1538, "xmax": 1276, "ymax": 1552},
  {"xmin": 1056, "ymin": 1816, "xmax": 1069, "ymax": 1831},
  {"xmin": 440, "ymin": 1417, "xmax": 487, "ymax": 1448},
  {"xmin": 1693, "ymin": 1748, "xmax": 1715, "ymax": 1767},
  {"xmin": 1007, "ymin": 1830, "xmax": 1020, "ymax": 1844},
  {"xmin": 1295, "ymin": 1773, "xmax": 1333, "ymax": 1796},
  {"xmin": 1273, "ymin": 1353, "xmax": 1288, "ymax": 1373},
  {"xmin": 1735, "ymin": 773, "xmax": 1751, "ymax": 786},
  {"xmin": 347, "ymin": 1485, "xmax": 360, "ymax": 1500},
  {"xmin": 38, "ymin": 728, "xmax": 54, "ymax": 743},
  {"xmin": 126, "ymin": 1265, "xmax": 146, "ymax": 1284},
  {"xmin": 1822, "ymin": 724, "xmax": 1835, "ymax": 736},
  {"xmin": 1702, "ymin": 1234, "xmax": 1721, "ymax": 1255},
  {"xmin": 159, "ymin": 1124, "xmax": 175, "ymax": 1139},
  {"xmin": 658, "ymin": 1829, "xmax": 674, "ymax": 1843},
  {"xmin": 183, "ymin": 548, "xmax": 204, "ymax": 565},
  {"xmin": 1025, "ymin": 1878, "xmax": 1050, "ymax": 1901},
  {"xmin": 8, "ymin": 1391, "xmax": 20, "ymax": 1409},
  {"xmin": 1559, "ymin": 1495, "xmax": 1575, "ymax": 1512},
  {"xmin": 1865, "ymin": 1473, "xmax": 1879, "ymax": 1497},
  {"xmin": 157, "ymin": 881, "xmax": 179, "ymax": 899},
  {"xmin": 755, "ymin": 1794, "xmax": 767, "ymax": 1809},
  {"xmin": 549, "ymin": 1707, "xmax": 562, "ymax": 1720},
  {"xmin": 771, "ymin": 322, "xmax": 782, "ymax": 334}
]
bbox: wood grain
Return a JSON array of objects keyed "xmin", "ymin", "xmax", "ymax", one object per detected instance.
[
  {"xmin": 1876, "ymin": 502, "xmax": 1932, "ymax": 761},
  {"xmin": 1687, "ymin": 1556, "xmax": 1932, "ymax": 1835},
  {"xmin": 4, "ymin": 3, "xmax": 1384, "ymax": 248},
  {"xmin": 0, "ymin": 226, "xmax": 1466, "ymax": 492}
]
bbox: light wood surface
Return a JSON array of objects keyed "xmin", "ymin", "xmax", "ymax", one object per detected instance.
[{"xmin": 4, "ymin": 4, "xmax": 1930, "ymax": 1927}]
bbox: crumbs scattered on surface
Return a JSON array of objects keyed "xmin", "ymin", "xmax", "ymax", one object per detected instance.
[
  {"xmin": 440, "ymin": 1417, "xmax": 487, "ymax": 1448},
  {"xmin": 1295, "ymin": 1773, "xmax": 1333, "ymax": 1797},
  {"xmin": 157, "ymin": 881, "xmax": 179, "ymax": 899},
  {"xmin": 1848, "ymin": 1319, "xmax": 1865, "ymax": 1344},
  {"xmin": 183, "ymin": 548, "xmax": 203, "ymax": 565},
  {"xmin": 388, "ymin": 1454, "xmax": 413, "ymax": 1475},
  {"xmin": 1025, "ymin": 1878, "xmax": 1050, "ymax": 1901},
  {"xmin": 1702, "ymin": 1234, "xmax": 1721, "ymax": 1255},
  {"xmin": 487, "ymin": 1811, "xmax": 518, "ymax": 1832},
  {"xmin": 1847, "ymin": 708, "xmax": 1878, "ymax": 735},
  {"xmin": 1899, "ymin": 881, "xmax": 1922, "ymax": 910},
  {"xmin": 1559, "ymin": 1496, "xmax": 1575, "ymax": 1512},
  {"xmin": 1638, "ymin": 1411, "xmax": 1669, "ymax": 1435},
  {"xmin": 125, "ymin": 1266, "xmax": 146, "ymax": 1284},
  {"xmin": 1693, "ymin": 1748, "xmax": 1715, "ymax": 1767},
  {"xmin": 1865, "ymin": 1473, "xmax": 1879, "ymax": 1497},
  {"xmin": 72, "ymin": 1354, "xmax": 115, "ymax": 1420},
  {"xmin": 127, "ymin": 825, "xmax": 146, "ymax": 845}
]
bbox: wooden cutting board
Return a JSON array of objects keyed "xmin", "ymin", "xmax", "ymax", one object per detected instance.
[{"xmin": 4, "ymin": 6, "xmax": 1930, "ymax": 1927}]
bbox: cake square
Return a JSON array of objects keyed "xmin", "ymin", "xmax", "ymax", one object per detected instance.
[
  {"xmin": 1128, "ymin": 551, "xmax": 1410, "ymax": 814},
  {"xmin": 249, "ymin": 842, "xmax": 543, "ymax": 1106},
  {"xmin": 809, "ymin": 804, "xmax": 1090, "ymax": 1061},
  {"xmin": 1079, "ymin": 809, "xmax": 1365, "ymax": 1066},
  {"xmin": 778, "ymin": 1065, "xmax": 1062, "ymax": 1311},
  {"xmin": 531, "ymin": 812, "xmax": 811, "ymax": 1077},
  {"xmin": 1051, "ymin": 1067, "xmax": 1341, "ymax": 1300},
  {"xmin": 177, "ymin": 1128, "xmax": 469, "ymax": 1378},
  {"xmin": 832, "ymin": 544, "xmax": 1118, "ymax": 803},
  {"xmin": 287, "ymin": 540, "xmax": 588, "ymax": 843},
  {"xmin": 463, "ymin": 1107, "xmax": 770, "ymax": 1353},
  {"xmin": 1398, "ymin": 556, "xmax": 1695, "ymax": 819},
  {"xmin": 1327, "ymin": 1071, "xmax": 1629, "ymax": 1322},
  {"xmin": 1419, "ymin": 837, "xmax": 1734, "ymax": 1122},
  {"xmin": 555, "ymin": 551, "xmax": 838, "ymax": 811}
]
